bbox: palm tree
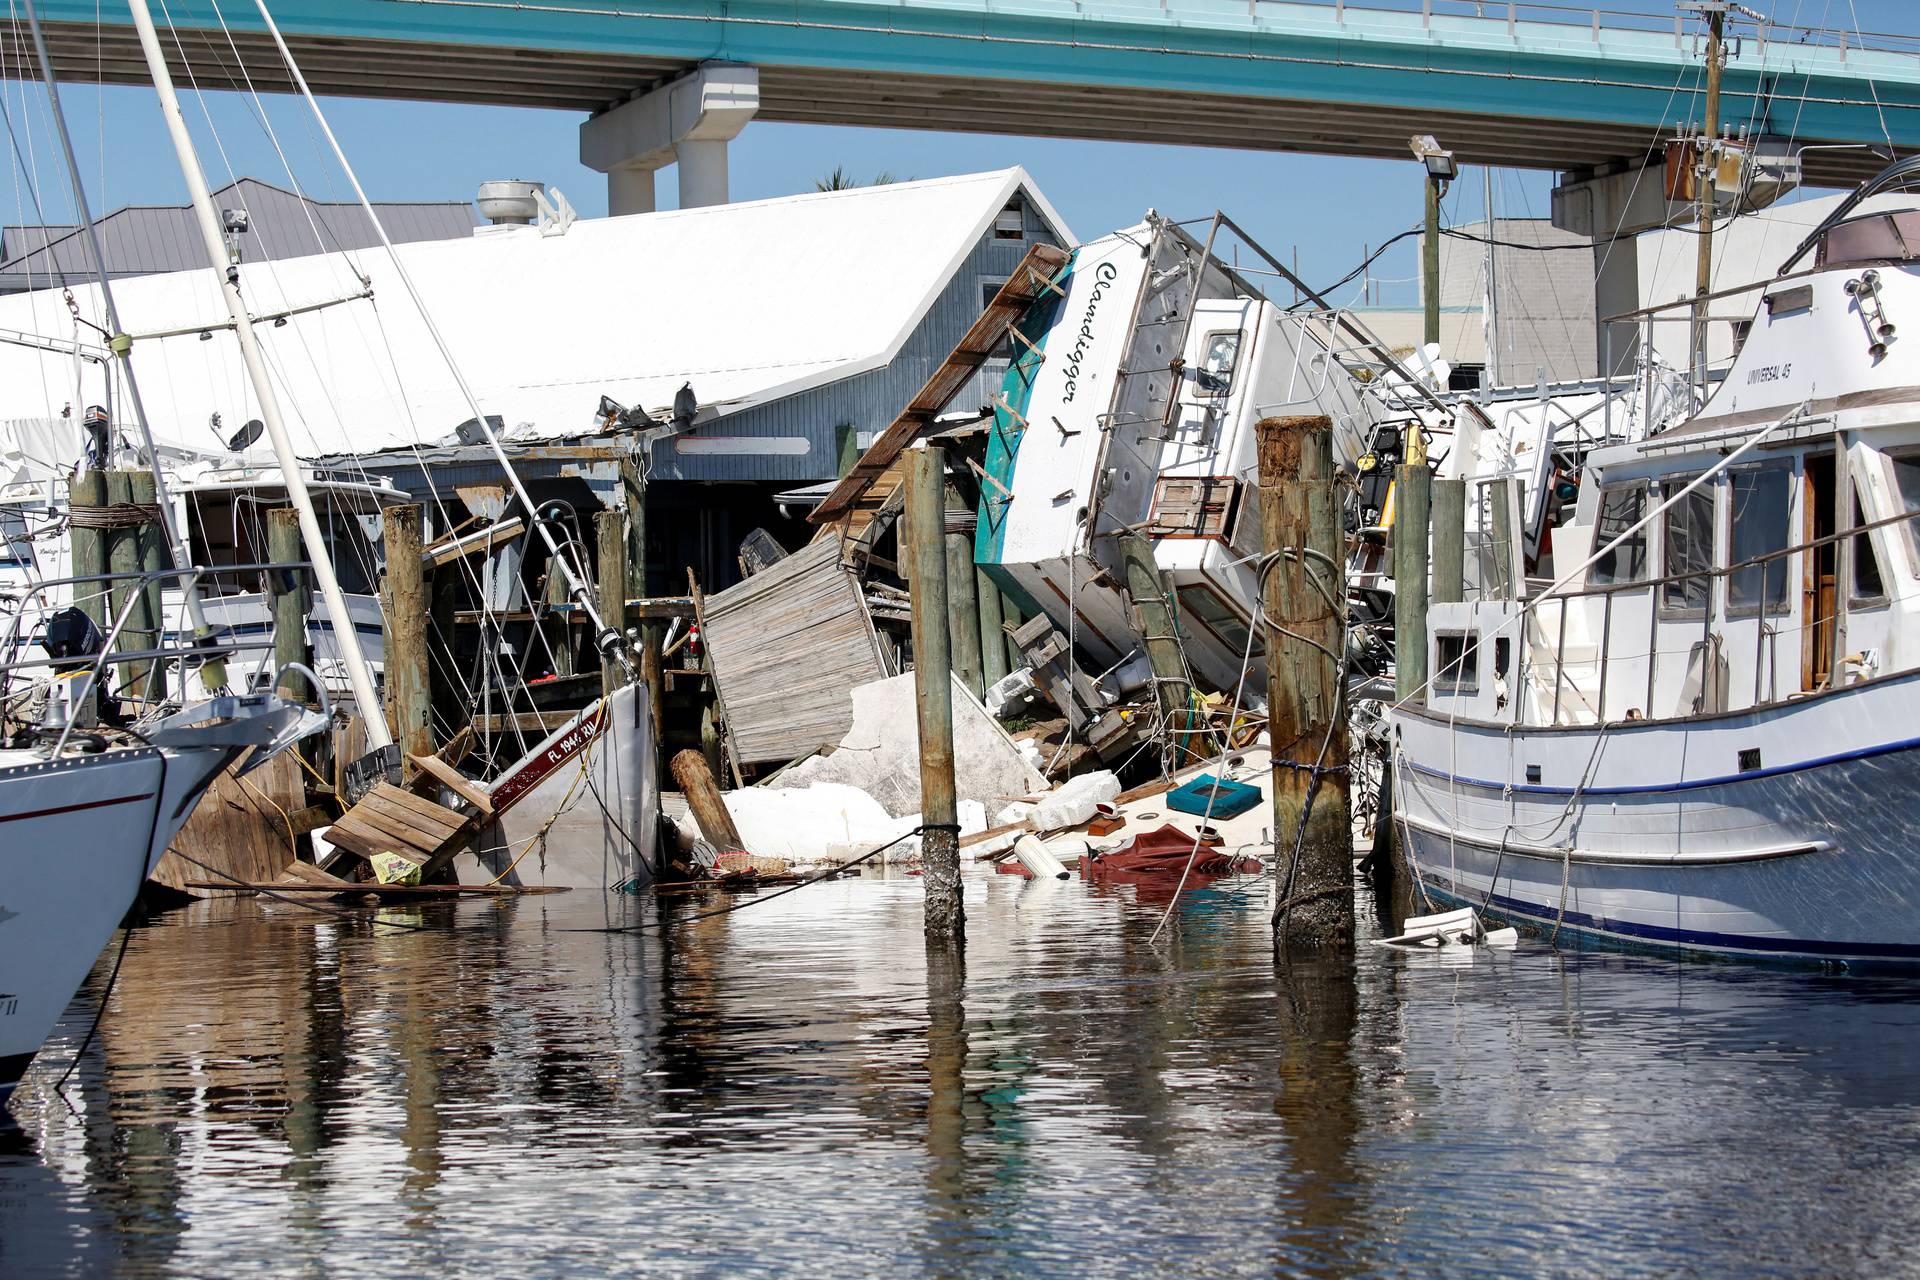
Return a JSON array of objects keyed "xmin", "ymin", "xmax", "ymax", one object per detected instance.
[{"xmin": 814, "ymin": 167, "xmax": 904, "ymax": 192}]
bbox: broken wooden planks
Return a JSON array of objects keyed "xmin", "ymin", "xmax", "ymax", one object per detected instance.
[{"xmin": 322, "ymin": 781, "xmax": 478, "ymax": 880}]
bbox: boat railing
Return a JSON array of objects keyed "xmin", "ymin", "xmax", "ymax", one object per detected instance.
[
  {"xmin": 1510, "ymin": 505, "xmax": 1920, "ymax": 726},
  {"xmin": 1, "ymin": 561, "xmax": 307, "ymax": 744}
]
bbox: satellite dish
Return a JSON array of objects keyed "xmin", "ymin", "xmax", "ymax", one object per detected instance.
[{"xmin": 226, "ymin": 418, "xmax": 265, "ymax": 452}]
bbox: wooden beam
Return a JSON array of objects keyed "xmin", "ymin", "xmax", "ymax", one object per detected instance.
[{"xmin": 811, "ymin": 242, "xmax": 1070, "ymax": 523}]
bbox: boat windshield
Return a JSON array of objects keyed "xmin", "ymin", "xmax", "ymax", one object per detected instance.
[
  {"xmin": 1816, "ymin": 211, "xmax": 1920, "ymax": 268},
  {"xmin": 1887, "ymin": 450, "xmax": 1920, "ymax": 568}
]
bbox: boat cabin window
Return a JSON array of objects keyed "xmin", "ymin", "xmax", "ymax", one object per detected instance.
[
  {"xmin": 1728, "ymin": 463, "xmax": 1792, "ymax": 614},
  {"xmin": 1197, "ymin": 331, "xmax": 1242, "ymax": 394},
  {"xmin": 1660, "ymin": 484, "xmax": 1715, "ymax": 614},
  {"xmin": 0, "ymin": 509, "xmax": 30, "ymax": 566},
  {"xmin": 1886, "ymin": 449, "xmax": 1920, "ymax": 570},
  {"xmin": 1852, "ymin": 494, "xmax": 1887, "ymax": 602},
  {"xmin": 1433, "ymin": 630, "xmax": 1479, "ymax": 695},
  {"xmin": 1177, "ymin": 582, "xmax": 1252, "ymax": 655},
  {"xmin": 1817, "ymin": 210, "xmax": 1920, "ymax": 268},
  {"xmin": 1589, "ymin": 482, "xmax": 1648, "ymax": 584}
]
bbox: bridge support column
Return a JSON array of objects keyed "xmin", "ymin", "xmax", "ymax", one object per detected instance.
[
  {"xmin": 1552, "ymin": 163, "xmax": 1690, "ymax": 377},
  {"xmin": 580, "ymin": 63, "xmax": 758, "ymax": 215},
  {"xmin": 608, "ymin": 166, "xmax": 656, "ymax": 216}
]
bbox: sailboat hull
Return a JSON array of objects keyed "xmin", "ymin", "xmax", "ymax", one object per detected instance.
[
  {"xmin": 0, "ymin": 743, "xmax": 232, "ymax": 1104},
  {"xmin": 458, "ymin": 682, "xmax": 658, "ymax": 892}
]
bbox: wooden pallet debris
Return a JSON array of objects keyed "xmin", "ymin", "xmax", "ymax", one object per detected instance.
[{"xmin": 320, "ymin": 781, "xmax": 479, "ymax": 880}]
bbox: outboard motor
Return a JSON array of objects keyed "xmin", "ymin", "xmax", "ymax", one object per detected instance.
[{"xmin": 43, "ymin": 605, "xmax": 104, "ymax": 672}]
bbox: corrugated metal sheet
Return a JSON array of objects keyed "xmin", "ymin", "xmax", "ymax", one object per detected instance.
[
  {"xmin": 0, "ymin": 178, "xmax": 475, "ymax": 292},
  {"xmin": 699, "ymin": 537, "xmax": 889, "ymax": 765}
]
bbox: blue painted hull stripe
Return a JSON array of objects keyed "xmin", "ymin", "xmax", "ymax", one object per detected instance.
[
  {"xmin": 1421, "ymin": 880, "xmax": 1920, "ymax": 961},
  {"xmin": 1403, "ymin": 729, "xmax": 1920, "ymax": 796}
]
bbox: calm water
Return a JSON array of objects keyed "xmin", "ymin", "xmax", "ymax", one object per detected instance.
[{"xmin": 4, "ymin": 869, "xmax": 1919, "ymax": 1278}]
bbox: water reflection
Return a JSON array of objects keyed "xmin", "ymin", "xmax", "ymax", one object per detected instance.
[{"xmin": 1, "ymin": 873, "xmax": 1918, "ymax": 1276}]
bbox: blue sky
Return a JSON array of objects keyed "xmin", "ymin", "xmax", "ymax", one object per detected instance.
[{"xmin": 1, "ymin": 0, "xmax": 1912, "ymax": 310}]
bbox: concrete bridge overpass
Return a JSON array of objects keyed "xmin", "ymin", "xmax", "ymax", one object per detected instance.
[{"xmin": 11, "ymin": 0, "xmax": 1920, "ymax": 197}]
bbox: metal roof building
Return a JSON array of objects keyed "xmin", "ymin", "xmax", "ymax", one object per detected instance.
[
  {"xmin": 0, "ymin": 177, "xmax": 477, "ymax": 294},
  {"xmin": 0, "ymin": 168, "xmax": 1069, "ymax": 589}
]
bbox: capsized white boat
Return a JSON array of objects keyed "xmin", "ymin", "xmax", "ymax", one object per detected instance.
[{"xmin": 1393, "ymin": 156, "xmax": 1920, "ymax": 965}]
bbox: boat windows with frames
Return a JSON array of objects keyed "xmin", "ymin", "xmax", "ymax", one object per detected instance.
[
  {"xmin": 1660, "ymin": 483, "xmax": 1715, "ymax": 616},
  {"xmin": 1433, "ymin": 630, "xmax": 1479, "ymax": 696},
  {"xmin": 1727, "ymin": 462, "xmax": 1793, "ymax": 615},
  {"xmin": 1589, "ymin": 482, "xmax": 1648, "ymax": 585},
  {"xmin": 1817, "ymin": 210, "xmax": 1920, "ymax": 268},
  {"xmin": 1884, "ymin": 448, "xmax": 1920, "ymax": 572},
  {"xmin": 1197, "ymin": 331, "xmax": 1242, "ymax": 394},
  {"xmin": 0, "ymin": 508, "xmax": 30, "ymax": 567},
  {"xmin": 1851, "ymin": 493, "xmax": 1887, "ymax": 603},
  {"xmin": 1176, "ymin": 581, "xmax": 1252, "ymax": 655}
]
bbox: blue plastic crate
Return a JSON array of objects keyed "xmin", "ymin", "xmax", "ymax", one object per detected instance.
[{"xmin": 1164, "ymin": 773, "xmax": 1262, "ymax": 820}]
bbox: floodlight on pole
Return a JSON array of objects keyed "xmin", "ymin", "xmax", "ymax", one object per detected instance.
[{"xmin": 1409, "ymin": 134, "xmax": 1457, "ymax": 184}]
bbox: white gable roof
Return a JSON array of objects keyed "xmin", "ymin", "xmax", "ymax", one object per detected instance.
[{"xmin": 0, "ymin": 168, "xmax": 1071, "ymax": 462}]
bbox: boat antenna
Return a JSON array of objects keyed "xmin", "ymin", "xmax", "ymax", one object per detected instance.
[
  {"xmin": 21, "ymin": 0, "xmax": 226, "ymax": 691},
  {"xmin": 123, "ymin": 0, "xmax": 395, "ymax": 766},
  {"xmin": 250, "ymin": 0, "xmax": 630, "ymax": 675}
]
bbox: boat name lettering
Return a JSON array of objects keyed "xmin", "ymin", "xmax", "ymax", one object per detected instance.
[
  {"xmin": 1746, "ymin": 362, "xmax": 1792, "ymax": 385},
  {"xmin": 489, "ymin": 706, "xmax": 608, "ymax": 816},
  {"xmin": 1061, "ymin": 262, "xmax": 1119, "ymax": 404}
]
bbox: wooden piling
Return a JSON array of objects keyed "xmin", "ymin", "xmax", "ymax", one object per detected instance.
[
  {"xmin": 1393, "ymin": 458, "xmax": 1432, "ymax": 704},
  {"xmin": 1488, "ymin": 476, "xmax": 1520, "ymax": 601},
  {"xmin": 382, "ymin": 504, "xmax": 432, "ymax": 761},
  {"xmin": 105, "ymin": 471, "xmax": 154, "ymax": 694},
  {"xmin": 129, "ymin": 470, "xmax": 166, "ymax": 697},
  {"xmin": 619, "ymin": 458, "xmax": 663, "ymax": 742},
  {"xmin": 943, "ymin": 483, "xmax": 985, "ymax": 701},
  {"xmin": 1000, "ymin": 588, "xmax": 1024, "ymax": 676},
  {"xmin": 977, "ymin": 567, "xmax": 1008, "ymax": 689},
  {"xmin": 1257, "ymin": 415, "xmax": 1353, "ymax": 952},
  {"xmin": 69, "ymin": 469, "xmax": 108, "ymax": 631},
  {"xmin": 541, "ymin": 548, "xmax": 575, "ymax": 679},
  {"xmin": 267, "ymin": 508, "xmax": 311, "ymax": 703},
  {"xmin": 907, "ymin": 445, "xmax": 963, "ymax": 941},
  {"xmin": 596, "ymin": 509, "xmax": 628, "ymax": 699},
  {"xmin": 671, "ymin": 747, "xmax": 745, "ymax": 855},
  {"xmin": 1118, "ymin": 531, "xmax": 1192, "ymax": 762},
  {"xmin": 1431, "ymin": 478, "xmax": 1466, "ymax": 606}
]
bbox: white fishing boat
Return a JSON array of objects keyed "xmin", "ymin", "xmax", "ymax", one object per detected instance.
[
  {"xmin": 1393, "ymin": 156, "xmax": 1920, "ymax": 965},
  {"xmin": 0, "ymin": 436, "xmax": 401, "ymax": 699}
]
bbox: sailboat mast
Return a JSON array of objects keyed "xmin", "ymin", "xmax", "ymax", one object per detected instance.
[
  {"xmin": 250, "ymin": 0, "xmax": 627, "ymax": 673},
  {"xmin": 124, "ymin": 0, "xmax": 392, "ymax": 752},
  {"xmin": 1482, "ymin": 164, "xmax": 1498, "ymax": 390},
  {"xmin": 21, "ymin": 0, "xmax": 225, "ymax": 689}
]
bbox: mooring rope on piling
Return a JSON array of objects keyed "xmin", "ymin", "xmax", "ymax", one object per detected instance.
[{"xmin": 66, "ymin": 502, "xmax": 161, "ymax": 529}]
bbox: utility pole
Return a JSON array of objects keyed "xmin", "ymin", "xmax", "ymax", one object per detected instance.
[
  {"xmin": 1411, "ymin": 135, "xmax": 1457, "ymax": 352},
  {"xmin": 1692, "ymin": 2, "xmax": 1727, "ymax": 384}
]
